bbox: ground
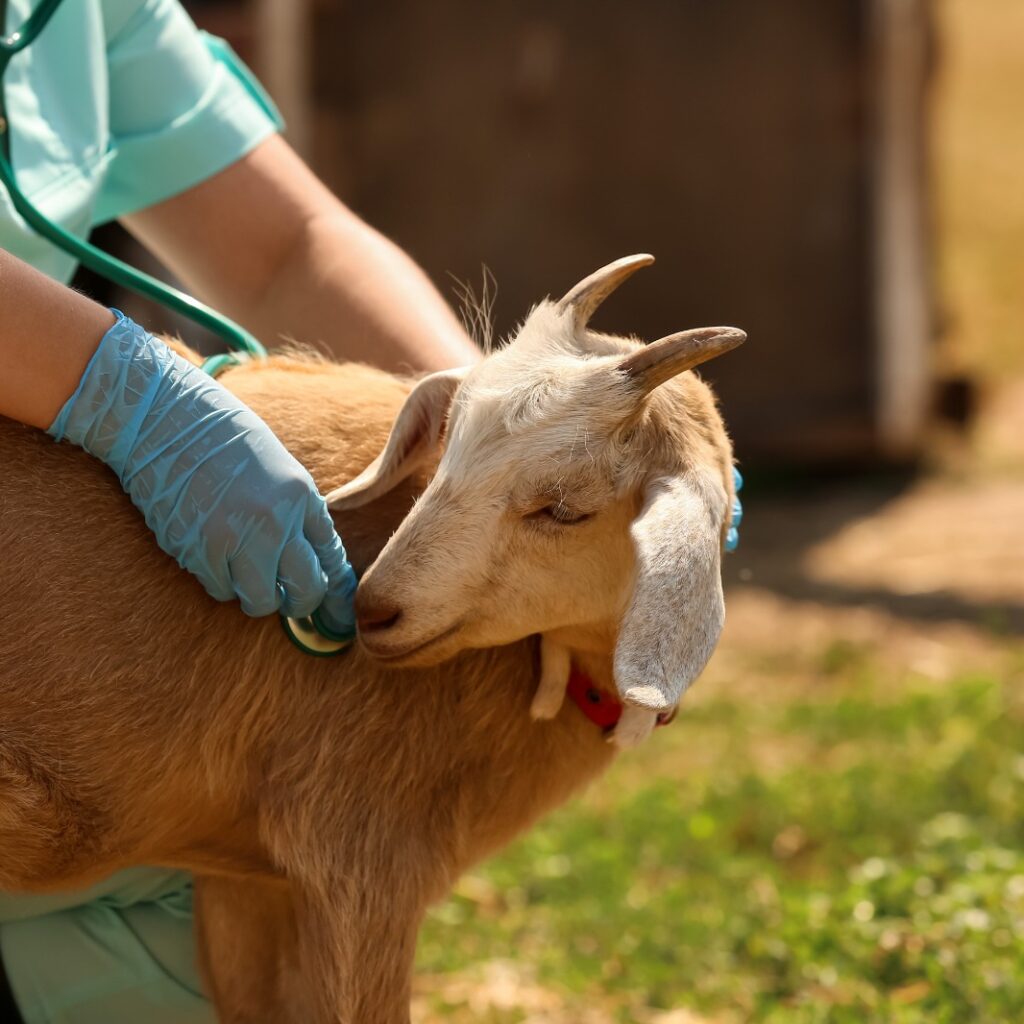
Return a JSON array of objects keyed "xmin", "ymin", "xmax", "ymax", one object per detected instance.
[{"xmin": 410, "ymin": 2, "xmax": 1024, "ymax": 1020}]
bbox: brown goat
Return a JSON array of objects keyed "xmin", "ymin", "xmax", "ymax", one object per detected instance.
[{"xmin": 0, "ymin": 257, "xmax": 742, "ymax": 1022}]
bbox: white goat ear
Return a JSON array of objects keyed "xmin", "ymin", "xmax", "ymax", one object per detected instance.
[
  {"xmin": 618, "ymin": 327, "xmax": 746, "ymax": 397},
  {"xmin": 613, "ymin": 472, "xmax": 726, "ymax": 713},
  {"xmin": 326, "ymin": 367, "xmax": 469, "ymax": 511}
]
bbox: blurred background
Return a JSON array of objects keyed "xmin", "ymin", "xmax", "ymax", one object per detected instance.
[{"xmin": 91, "ymin": 0, "xmax": 1023, "ymax": 1020}]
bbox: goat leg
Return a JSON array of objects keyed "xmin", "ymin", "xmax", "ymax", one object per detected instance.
[
  {"xmin": 194, "ymin": 875, "xmax": 303, "ymax": 1023},
  {"xmin": 290, "ymin": 879, "xmax": 423, "ymax": 1024}
]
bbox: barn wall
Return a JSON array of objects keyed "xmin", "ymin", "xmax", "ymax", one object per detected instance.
[
  {"xmin": 309, "ymin": 0, "xmax": 883, "ymax": 462},
  {"xmin": 163, "ymin": 1, "xmax": 933, "ymax": 463}
]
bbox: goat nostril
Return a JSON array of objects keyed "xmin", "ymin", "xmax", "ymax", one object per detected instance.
[{"xmin": 357, "ymin": 606, "xmax": 403, "ymax": 633}]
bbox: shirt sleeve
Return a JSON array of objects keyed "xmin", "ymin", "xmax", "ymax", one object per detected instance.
[{"xmin": 93, "ymin": 0, "xmax": 284, "ymax": 225}]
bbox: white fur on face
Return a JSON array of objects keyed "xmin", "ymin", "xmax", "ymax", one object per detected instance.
[{"xmin": 355, "ymin": 376, "xmax": 638, "ymax": 663}]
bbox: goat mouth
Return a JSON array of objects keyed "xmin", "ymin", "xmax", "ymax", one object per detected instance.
[{"xmin": 360, "ymin": 621, "xmax": 464, "ymax": 662}]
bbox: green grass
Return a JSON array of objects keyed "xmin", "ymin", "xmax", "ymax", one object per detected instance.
[{"xmin": 416, "ymin": 672, "xmax": 1024, "ymax": 1022}]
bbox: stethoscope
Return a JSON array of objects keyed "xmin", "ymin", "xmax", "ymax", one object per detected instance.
[{"xmin": 0, "ymin": 0, "xmax": 352, "ymax": 657}]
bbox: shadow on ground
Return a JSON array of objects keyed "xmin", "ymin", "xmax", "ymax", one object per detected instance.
[{"xmin": 725, "ymin": 468, "xmax": 1024, "ymax": 636}]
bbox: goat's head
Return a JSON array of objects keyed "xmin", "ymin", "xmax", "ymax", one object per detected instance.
[{"xmin": 327, "ymin": 255, "xmax": 743, "ymax": 735}]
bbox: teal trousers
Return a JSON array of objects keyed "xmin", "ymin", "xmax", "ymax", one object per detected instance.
[{"xmin": 0, "ymin": 869, "xmax": 214, "ymax": 1023}]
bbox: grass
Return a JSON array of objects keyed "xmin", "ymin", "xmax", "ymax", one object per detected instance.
[{"xmin": 415, "ymin": 660, "xmax": 1024, "ymax": 1022}]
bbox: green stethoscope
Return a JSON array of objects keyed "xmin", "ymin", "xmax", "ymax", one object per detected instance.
[{"xmin": 0, "ymin": 0, "xmax": 352, "ymax": 656}]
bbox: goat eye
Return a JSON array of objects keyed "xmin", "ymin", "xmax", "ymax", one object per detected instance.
[{"xmin": 530, "ymin": 503, "xmax": 591, "ymax": 526}]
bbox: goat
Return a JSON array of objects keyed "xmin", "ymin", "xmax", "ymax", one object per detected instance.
[{"xmin": 0, "ymin": 255, "xmax": 743, "ymax": 1022}]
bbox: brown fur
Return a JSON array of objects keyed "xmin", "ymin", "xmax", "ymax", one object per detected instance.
[{"xmin": 0, "ymin": 333, "xmax": 735, "ymax": 1021}]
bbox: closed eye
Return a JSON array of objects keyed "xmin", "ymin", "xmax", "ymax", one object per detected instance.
[{"xmin": 526, "ymin": 503, "xmax": 592, "ymax": 526}]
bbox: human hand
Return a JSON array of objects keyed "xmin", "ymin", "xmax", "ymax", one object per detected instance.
[{"xmin": 49, "ymin": 312, "xmax": 356, "ymax": 633}]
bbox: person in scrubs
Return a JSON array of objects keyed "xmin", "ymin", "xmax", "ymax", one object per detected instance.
[{"xmin": 0, "ymin": 1, "xmax": 479, "ymax": 1021}]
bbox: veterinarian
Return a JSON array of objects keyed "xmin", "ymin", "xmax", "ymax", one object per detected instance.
[{"xmin": 0, "ymin": 1, "xmax": 478, "ymax": 1020}]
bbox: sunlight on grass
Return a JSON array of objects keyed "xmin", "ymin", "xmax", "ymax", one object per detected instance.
[{"xmin": 417, "ymin": 674, "xmax": 1024, "ymax": 1023}]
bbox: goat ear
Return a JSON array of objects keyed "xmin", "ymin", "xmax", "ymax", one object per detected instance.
[
  {"xmin": 325, "ymin": 367, "xmax": 469, "ymax": 511},
  {"xmin": 614, "ymin": 471, "xmax": 726, "ymax": 714},
  {"xmin": 618, "ymin": 327, "xmax": 746, "ymax": 397}
]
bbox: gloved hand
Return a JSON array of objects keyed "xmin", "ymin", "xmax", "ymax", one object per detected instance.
[
  {"xmin": 49, "ymin": 311, "xmax": 356, "ymax": 635},
  {"xmin": 725, "ymin": 465, "xmax": 743, "ymax": 552}
]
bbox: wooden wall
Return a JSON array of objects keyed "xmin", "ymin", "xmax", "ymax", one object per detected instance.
[
  {"xmin": 168, "ymin": 1, "xmax": 934, "ymax": 464},
  {"xmin": 307, "ymin": 0, "xmax": 897, "ymax": 462}
]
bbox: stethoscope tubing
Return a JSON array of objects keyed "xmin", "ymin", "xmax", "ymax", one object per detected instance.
[{"xmin": 0, "ymin": 0, "xmax": 267, "ymax": 362}]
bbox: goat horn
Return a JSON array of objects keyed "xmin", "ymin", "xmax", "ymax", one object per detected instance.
[
  {"xmin": 618, "ymin": 326, "xmax": 746, "ymax": 395},
  {"xmin": 556, "ymin": 254, "xmax": 655, "ymax": 333}
]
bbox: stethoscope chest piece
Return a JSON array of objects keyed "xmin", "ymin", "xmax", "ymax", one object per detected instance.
[{"xmin": 281, "ymin": 614, "xmax": 354, "ymax": 657}]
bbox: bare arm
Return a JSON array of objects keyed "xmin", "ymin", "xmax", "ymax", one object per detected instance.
[
  {"xmin": 123, "ymin": 135, "xmax": 480, "ymax": 373},
  {"xmin": 0, "ymin": 249, "xmax": 115, "ymax": 429}
]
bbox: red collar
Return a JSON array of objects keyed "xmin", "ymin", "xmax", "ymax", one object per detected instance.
[{"xmin": 566, "ymin": 667, "xmax": 676, "ymax": 734}]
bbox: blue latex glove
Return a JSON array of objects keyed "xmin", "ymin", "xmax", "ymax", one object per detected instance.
[
  {"xmin": 725, "ymin": 465, "xmax": 743, "ymax": 553},
  {"xmin": 49, "ymin": 312, "xmax": 356, "ymax": 634}
]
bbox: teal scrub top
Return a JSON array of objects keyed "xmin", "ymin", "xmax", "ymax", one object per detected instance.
[
  {"xmin": 0, "ymin": 0, "xmax": 282, "ymax": 283},
  {"xmin": 0, "ymin": 1, "xmax": 282, "ymax": 1021}
]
